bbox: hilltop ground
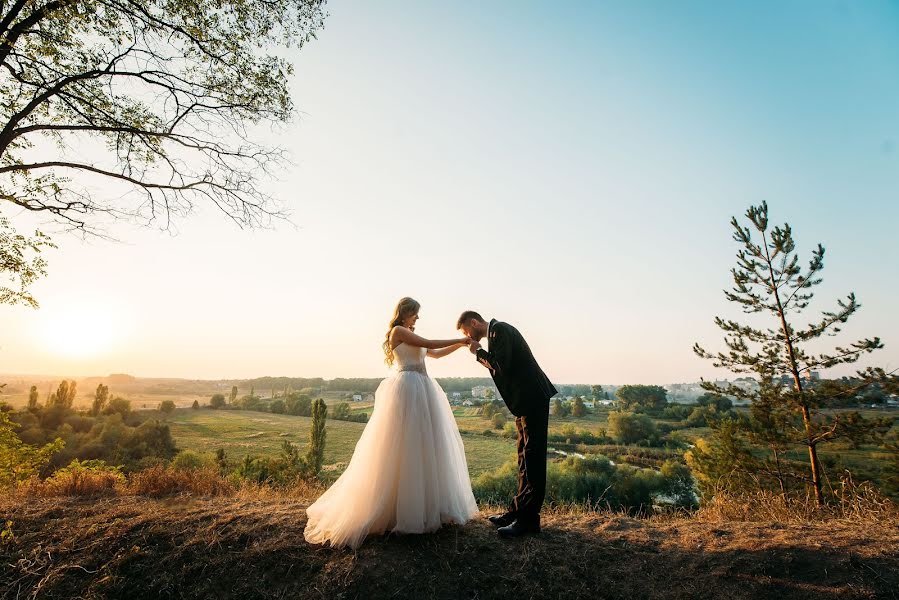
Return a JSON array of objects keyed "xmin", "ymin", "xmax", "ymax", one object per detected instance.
[{"xmin": 2, "ymin": 495, "xmax": 897, "ymax": 600}]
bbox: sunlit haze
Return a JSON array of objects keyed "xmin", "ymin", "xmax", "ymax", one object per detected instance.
[{"xmin": 2, "ymin": 1, "xmax": 898, "ymax": 384}]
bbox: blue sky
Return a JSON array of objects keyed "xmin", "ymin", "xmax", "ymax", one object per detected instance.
[{"xmin": 1, "ymin": 0, "xmax": 897, "ymax": 383}]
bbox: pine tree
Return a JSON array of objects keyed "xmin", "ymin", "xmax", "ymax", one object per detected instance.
[
  {"xmin": 229, "ymin": 386, "xmax": 239, "ymax": 405},
  {"xmin": 694, "ymin": 202, "xmax": 887, "ymax": 505},
  {"xmin": 307, "ymin": 398, "xmax": 327, "ymax": 476}
]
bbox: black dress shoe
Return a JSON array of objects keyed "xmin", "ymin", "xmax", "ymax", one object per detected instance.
[
  {"xmin": 497, "ymin": 518, "xmax": 541, "ymax": 538},
  {"xmin": 487, "ymin": 512, "xmax": 516, "ymax": 527}
]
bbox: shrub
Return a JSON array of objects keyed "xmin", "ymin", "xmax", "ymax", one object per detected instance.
[
  {"xmin": 0, "ymin": 411, "xmax": 64, "ymax": 487},
  {"xmin": 571, "ymin": 397, "xmax": 587, "ymax": 417},
  {"xmin": 103, "ymin": 397, "xmax": 131, "ymax": 417},
  {"xmin": 172, "ymin": 449, "xmax": 214, "ymax": 471},
  {"xmin": 552, "ymin": 398, "xmax": 570, "ymax": 417},
  {"xmin": 330, "ymin": 402, "xmax": 351, "ymax": 420},
  {"xmin": 64, "ymin": 415, "xmax": 94, "ymax": 433},
  {"xmin": 473, "ymin": 455, "xmax": 681, "ymax": 515},
  {"xmin": 607, "ymin": 411, "xmax": 659, "ymax": 445},
  {"xmin": 659, "ymin": 460, "xmax": 698, "ymax": 508},
  {"xmin": 123, "ymin": 420, "xmax": 177, "ymax": 462},
  {"xmin": 285, "ymin": 395, "xmax": 312, "ymax": 416},
  {"xmin": 549, "ymin": 426, "xmax": 608, "ymax": 445},
  {"xmin": 210, "ymin": 394, "xmax": 226, "ymax": 409},
  {"xmin": 40, "ymin": 459, "xmax": 125, "ymax": 496},
  {"xmin": 661, "ymin": 404, "xmax": 692, "ymax": 421}
]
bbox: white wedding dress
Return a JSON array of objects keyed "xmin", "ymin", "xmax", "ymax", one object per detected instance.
[{"xmin": 303, "ymin": 342, "xmax": 479, "ymax": 549}]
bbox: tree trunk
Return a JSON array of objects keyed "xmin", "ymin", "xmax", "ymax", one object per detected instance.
[
  {"xmin": 762, "ymin": 232, "xmax": 825, "ymax": 506},
  {"xmin": 799, "ymin": 405, "xmax": 824, "ymax": 505}
]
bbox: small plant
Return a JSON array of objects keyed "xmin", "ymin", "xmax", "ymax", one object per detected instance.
[{"xmin": 0, "ymin": 520, "xmax": 13, "ymax": 545}]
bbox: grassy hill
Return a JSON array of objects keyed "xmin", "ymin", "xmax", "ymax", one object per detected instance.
[{"xmin": 1, "ymin": 493, "xmax": 896, "ymax": 600}]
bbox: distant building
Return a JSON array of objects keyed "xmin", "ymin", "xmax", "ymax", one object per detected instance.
[
  {"xmin": 462, "ymin": 400, "xmax": 474, "ymax": 407},
  {"xmin": 471, "ymin": 386, "xmax": 500, "ymax": 400},
  {"xmin": 352, "ymin": 394, "xmax": 362, "ymax": 402}
]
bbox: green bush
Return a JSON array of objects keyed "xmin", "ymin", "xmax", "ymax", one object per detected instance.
[
  {"xmin": 172, "ymin": 449, "xmax": 214, "ymax": 471},
  {"xmin": 210, "ymin": 394, "xmax": 227, "ymax": 409},
  {"xmin": 0, "ymin": 411, "xmax": 64, "ymax": 486},
  {"xmin": 607, "ymin": 411, "xmax": 659, "ymax": 445},
  {"xmin": 472, "ymin": 454, "xmax": 692, "ymax": 514}
]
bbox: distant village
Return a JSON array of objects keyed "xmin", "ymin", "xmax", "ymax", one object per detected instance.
[{"xmin": 346, "ymin": 372, "xmax": 899, "ymax": 409}]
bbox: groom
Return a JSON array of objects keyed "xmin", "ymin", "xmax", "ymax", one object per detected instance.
[{"xmin": 457, "ymin": 311, "xmax": 558, "ymax": 538}]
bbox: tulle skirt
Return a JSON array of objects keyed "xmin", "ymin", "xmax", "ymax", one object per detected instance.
[{"xmin": 303, "ymin": 371, "xmax": 479, "ymax": 549}]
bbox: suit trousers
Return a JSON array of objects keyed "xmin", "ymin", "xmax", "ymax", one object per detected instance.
[{"xmin": 510, "ymin": 403, "xmax": 549, "ymax": 523}]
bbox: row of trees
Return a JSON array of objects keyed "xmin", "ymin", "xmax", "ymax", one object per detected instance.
[
  {"xmin": 2, "ymin": 388, "xmax": 332, "ymax": 490},
  {"xmin": 204, "ymin": 390, "xmax": 368, "ymax": 423},
  {"xmin": 3, "ymin": 380, "xmax": 177, "ymax": 482}
]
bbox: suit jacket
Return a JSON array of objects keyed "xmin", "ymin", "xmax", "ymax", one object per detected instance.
[{"xmin": 476, "ymin": 319, "xmax": 558, "ymax": 417}]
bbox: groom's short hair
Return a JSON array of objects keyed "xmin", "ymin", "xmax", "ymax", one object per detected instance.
[{"xmin": 456, "ymin": 310, "xmax": 486, "ymax": 329}]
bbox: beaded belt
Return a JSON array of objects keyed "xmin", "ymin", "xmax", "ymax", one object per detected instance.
[{"xmin": 398, "ymin": 364, "xmax": 427, "ymax": 375}]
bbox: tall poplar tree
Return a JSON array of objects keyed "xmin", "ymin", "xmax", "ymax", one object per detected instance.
[{"xmin": 307, "ymin": 398, "xmax": 327, "ymax": 476}]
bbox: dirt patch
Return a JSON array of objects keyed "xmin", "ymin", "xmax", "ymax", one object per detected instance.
[{"xmin": 1, "ymin": 496, "xmax": 897, "ymax": 600}]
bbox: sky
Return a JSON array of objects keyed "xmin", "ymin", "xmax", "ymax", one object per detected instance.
[{"xmin": 1, "ymin": 0, "xmax": 898, "ymax": 384}]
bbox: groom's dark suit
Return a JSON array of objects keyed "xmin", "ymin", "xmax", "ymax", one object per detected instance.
[{"xmin": 476, "ymin": 319, "xmax": 557, "ymax": 524}]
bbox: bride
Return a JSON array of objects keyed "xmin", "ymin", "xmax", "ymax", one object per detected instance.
[{"xmin": 303, "ymin": 297, "xmax": 480, "ymax": 549}]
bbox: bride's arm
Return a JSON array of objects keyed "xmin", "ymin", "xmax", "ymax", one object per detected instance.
[
  {"xmin": 427, "ymin": 342, "xmax": 467, "ymax": 359},
  {"xmin": 391, "ymin": 326, "xmax": 468, "ymax": 350}
]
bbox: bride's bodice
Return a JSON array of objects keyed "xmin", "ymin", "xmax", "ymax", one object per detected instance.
[{"xmin": 394, "ymin": 343, "xmax": 427, "ymax": 374}]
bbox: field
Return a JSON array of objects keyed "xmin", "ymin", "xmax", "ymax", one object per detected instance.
[{"xmin": 166, "ymin": 408, "xmax": 517, "ymax": 477}]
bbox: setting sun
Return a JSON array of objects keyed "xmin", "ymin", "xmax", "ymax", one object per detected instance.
[{"xmin": 39, "ymin": 302, "xmax": 121, "ymax": 358}]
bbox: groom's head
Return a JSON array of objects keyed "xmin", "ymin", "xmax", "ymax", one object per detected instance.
[{"xmin": 456, "ymin": 311, "xmax": 488, "ymax": 341}]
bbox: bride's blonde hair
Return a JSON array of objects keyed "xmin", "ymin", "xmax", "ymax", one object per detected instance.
[{"xmin": 383, "ymin": 297, "xmax": 421, "ymax": 367}]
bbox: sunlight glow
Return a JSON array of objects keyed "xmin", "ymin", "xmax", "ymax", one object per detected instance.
[{"xmin": 39, "ymin": 302, "xmax": 121, "ymax": 359}]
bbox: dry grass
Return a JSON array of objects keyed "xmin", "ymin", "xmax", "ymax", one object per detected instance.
[
  {"xmin": 11, "ymin": 467, "xmax": 326, "ymax": 507},
  {"xmin": 1, "ymin": 492, "xmax": 897, "ymax": 600},
  {"xmin": 18, "ymin": 470, "xmax": 124, "ymax": 498},
  {"xmin": 696, "ymin": 481, "xmax": 895, "ymax": 525},
  {"xmin": 126, "ymin": 466, "xmax": 236, "ymax": 497}
]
